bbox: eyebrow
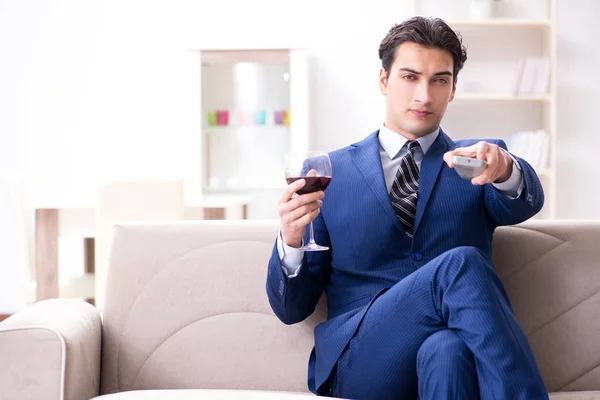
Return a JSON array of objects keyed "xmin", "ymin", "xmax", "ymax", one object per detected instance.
[{"xmin": 399, "ymin": 68, "xmax": 453, "ymax": 77}]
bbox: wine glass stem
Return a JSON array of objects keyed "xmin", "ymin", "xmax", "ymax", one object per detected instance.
[{"xmin": 307, "ymin": 221, "xmax": 317, "ymax": 245}]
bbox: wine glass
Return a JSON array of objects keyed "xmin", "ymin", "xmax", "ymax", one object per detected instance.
[{"xmin": 284, "ymin": 151, "xmax": 332, "ymax": 251}]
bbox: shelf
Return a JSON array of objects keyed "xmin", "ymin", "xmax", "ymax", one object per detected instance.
[
  {"xmin": 454, "ymin": 93, "xmax": 552, "ymax": 102},
  {"xmin": 447, "ymin": 19, "xmax": 552, "ymax": 28},
  {"xmin": 200, "ymin": 50, "xmax": 290, "ymax": 65},
  {"xmin": 203, "ymin": 125, "xmax": 290, "ymax": 131}
]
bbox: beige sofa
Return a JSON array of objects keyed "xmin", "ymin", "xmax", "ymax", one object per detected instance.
[{"xmin": 1, "ymin": 220, "xmax": 600, "ymax": 400}]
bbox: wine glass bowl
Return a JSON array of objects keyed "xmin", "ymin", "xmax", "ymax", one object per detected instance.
[
  {"xmin": 285, "ymin": 175, "xmax": 331, "ymax": 195},
  {"xmin": 284, "ymin": 151, "xmax": 332, "ymax": 251}
]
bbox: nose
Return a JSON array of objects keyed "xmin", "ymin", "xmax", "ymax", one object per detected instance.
[{"xmin": 415, "ymin": 81, "xmax": 433, "ymax": 105}]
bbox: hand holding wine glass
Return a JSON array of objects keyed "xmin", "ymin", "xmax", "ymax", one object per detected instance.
[{"xmin": 279, "ymin": 151, "xmax": 332, "ymax": 251}]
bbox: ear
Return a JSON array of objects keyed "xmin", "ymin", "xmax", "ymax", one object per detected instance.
[
  {"xmin": 449, "ymin": 76, "xmax": 457, "ymax": 102},
  {"xmin": 379, "ymin": 68, "xmax": 388, "ymax": 96}
]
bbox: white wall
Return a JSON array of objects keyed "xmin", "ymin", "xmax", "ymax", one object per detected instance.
[
  {"xmin": 0, "ymin": 180, "xmax": 26, "ymax": 313},
  {"xmin": 555, "ymin": 0, "xmax": 600, "ymax": 218},
  {"xmin": 0, "ymin": 0, "xmax": 599, "ymax": 312}
]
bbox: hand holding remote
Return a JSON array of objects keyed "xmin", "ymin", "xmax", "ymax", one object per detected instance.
[{"xmin": 443, "ymin": 141, "xmax": 513, "ymax": 185}]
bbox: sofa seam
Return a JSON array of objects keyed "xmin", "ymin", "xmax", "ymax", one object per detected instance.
[{"xmin": 527, "ymin": 289, "xmax": 600, "ymax": 338}]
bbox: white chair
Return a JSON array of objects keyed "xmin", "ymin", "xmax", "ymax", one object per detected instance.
[{"xmin": 93, "ymin": 179, "xmax": 187, "ymax": 311}]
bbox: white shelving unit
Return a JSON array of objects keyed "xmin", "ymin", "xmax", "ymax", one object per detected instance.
[
  {"xmin": 412, "ymin": 0, "xmax": 557, "ymax": 219},
  {"xmin": 182, "ymin": 48, "xmax": 310, "ymax": 218}
]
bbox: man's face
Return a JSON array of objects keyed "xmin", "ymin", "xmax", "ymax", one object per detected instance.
[{"xmin": 379, "ymin": 42, "xmax": 457, "ymax": 140}]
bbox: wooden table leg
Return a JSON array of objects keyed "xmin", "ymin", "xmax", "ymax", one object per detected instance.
[
  {"xmin": 202, "ymin": 204, "xmax": 248, "ymax": 220},
  {"xmin": 84, "ymin": 237, "xmax": 95, "ymax": 305},
  {"xmin": 35, "ymin": 209, "xmax": 59, "ymax": 301},
  {"xmin": 203, "ymin": 207, "xmax": 226, "ymax": 220}
]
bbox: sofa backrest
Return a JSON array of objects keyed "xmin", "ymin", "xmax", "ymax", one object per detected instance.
[
  {"xmin": 100, "ymin": 220, "xmax": 325, "ymax": 395},
  {"xmin": 101, "ymin": 220, "xmax": 600, "ymax": 395},
  {"xmin": 491, "ymin": 220, "xmax": 600, "ymax": 392}
]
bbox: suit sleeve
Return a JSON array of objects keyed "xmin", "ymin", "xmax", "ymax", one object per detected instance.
[
  {"xmin": 265, "ymin": 213, "xmax": 332, "ymax": 325},
  {"xmin": 484, "ymin": 139, "xmax": 544, "ymax": 225}
]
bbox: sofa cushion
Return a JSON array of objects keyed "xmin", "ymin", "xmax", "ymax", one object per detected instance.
[{"xmin": 93, "ymin": 389, "xmax": 318, "ymax": 399}]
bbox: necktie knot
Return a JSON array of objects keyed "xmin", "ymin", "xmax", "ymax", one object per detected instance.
[{"xmin": 407, "ymin": 140, "xmax": 420, "ymax": 154}]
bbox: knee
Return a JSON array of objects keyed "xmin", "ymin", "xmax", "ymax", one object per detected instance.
[
  {"xmin": 436, "ymin": 246, "xmax": 491, "ymax": 276},
  {"xmin": 417, "ymin": 329, "xmax": 471, "ymax": 370},
  {"xmin": 444, "ymin": 246, "xmax": 486, "ymax": 263}
]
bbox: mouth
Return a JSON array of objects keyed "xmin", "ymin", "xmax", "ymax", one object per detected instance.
[{"xmin": 410, "ymin": 109, "xmax": 433, "ymax": 118}]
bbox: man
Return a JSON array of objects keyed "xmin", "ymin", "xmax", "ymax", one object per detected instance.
[{"xmin": 266, "ymin": 16, "xmax": 548, "ymax": 400}]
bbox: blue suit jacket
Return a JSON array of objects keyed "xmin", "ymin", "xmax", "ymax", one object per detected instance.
[{"xmin": 266, "ymin": 129, "xmax": 544, "ymax": 394}]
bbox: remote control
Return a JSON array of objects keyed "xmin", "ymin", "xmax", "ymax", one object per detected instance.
[{"xmin": 453, "ymin": 156, "xmax": 487, "ymax": 179}]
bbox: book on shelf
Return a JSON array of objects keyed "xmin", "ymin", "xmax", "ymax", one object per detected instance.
[
  {"xmin": 511, "ymin": 57, "xmax": 551, "ymax": 96},
  {"xmin": 507, "ymin": 130, "xmax": 550, "ymax": 173}
]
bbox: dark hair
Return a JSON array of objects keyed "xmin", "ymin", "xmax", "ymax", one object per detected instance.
[{"xmin": 378, "ymin": 16, "xmax": 467, "ymax": 81}]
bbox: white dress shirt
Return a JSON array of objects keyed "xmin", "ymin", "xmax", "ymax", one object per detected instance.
[{"xmin": 277, "ymin": 125, "xmax": 524, "ymax": 277}]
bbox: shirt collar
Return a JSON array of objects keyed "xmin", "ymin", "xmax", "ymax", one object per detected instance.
[{"xmin": 378, "ymin": 123, "xmax": 440, "ymax": 159}]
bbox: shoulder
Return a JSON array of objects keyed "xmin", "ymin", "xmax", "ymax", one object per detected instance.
[{"xmin": 327, "ymin": 130, "xmax": 379, "ymax": 160}]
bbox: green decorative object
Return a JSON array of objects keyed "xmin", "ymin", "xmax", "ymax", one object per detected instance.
[{"xmin": 207, "ymin": 111, "xmax": 217, "ymax": 126}]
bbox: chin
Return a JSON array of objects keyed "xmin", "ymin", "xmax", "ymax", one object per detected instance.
[{"xmin": 405, "ymin": 124, "xmax": 438, "ymax": 138}]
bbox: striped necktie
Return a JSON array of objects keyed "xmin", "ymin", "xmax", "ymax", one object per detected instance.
[{"xmin": 389, "ymin": 140, "xmax": 420, "ymax": 238}]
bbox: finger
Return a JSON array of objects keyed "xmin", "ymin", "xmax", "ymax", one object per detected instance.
[
  {"xmin": 306, "ymin": 169, "xmax": 317, "ymax": 177},
  {"xmin": 444, "ymin": 145, "xmax": 478, "ymax": 167},
  {"xmin": 471, "ymin": 169, "xmax": 492, "ymax": 185},
  {"xmin": 288, "ymin": 190, "xmax": 324, "ymax": 210},
  {"xmin": 293, "ymin": 207, "xmax": 321, "ymax": 229},
  {"xmin": 479, "ymin": 149, "xmax": 509, "ymax": 185},
  {"xmin": 283, "ymin": 200, "xmax": 322, "ymax": 224},
  {"xmin": 279, "ymin": 178, "xmax": 306, "ymax": 204},
  {"xmin": 476, "ymin": 142, "xmax": 489, "ymax": 161},
  {"xmin": 472, "ymin": 149, "xmax": 498, "ymax": 185},
  {"xmin": 443, "ymin": 151, "xmax": 455, "ymax": 167},
  {"xmin": 279, "ymin": 190, "xmax": 324, "ymax": 216},
  {"xmin": 452, "ymin": 144, "xmax": 479, "ymax": 157}
]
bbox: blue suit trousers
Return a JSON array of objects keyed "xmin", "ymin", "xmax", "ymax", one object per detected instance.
[{"xmin": 329, "ymin": 246, "xmax": 548, "ymax": 400}]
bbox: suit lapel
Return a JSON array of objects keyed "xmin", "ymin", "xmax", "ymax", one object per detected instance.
[
  {"xmin": 350, "ymin": 131, "xmax": 402, "ymax": 230},
  {"xmin": 413, "ymin": 130, "xmax": 454, "ymax": 234}
]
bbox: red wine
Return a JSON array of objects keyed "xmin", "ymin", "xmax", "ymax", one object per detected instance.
[{"xmin": 286, "ymin": 176, "xmax": 332, "ymax": 194}]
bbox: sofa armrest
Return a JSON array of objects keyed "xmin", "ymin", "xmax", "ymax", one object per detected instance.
[{"xmin": 0, "ymin": 299, "xmax": 102, "ymax": 400}]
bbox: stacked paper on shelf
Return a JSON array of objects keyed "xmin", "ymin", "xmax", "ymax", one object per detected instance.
[
  {"xmin": 507, "ymin": 130, "xmax": 550, "ymax": 172},
  {"xmin": 512, "ymin": 57, "xmax": 551, "ymax": 95}
]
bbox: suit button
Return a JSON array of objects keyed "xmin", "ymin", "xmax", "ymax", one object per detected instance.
[{"xmin": 412, "ymin": 252, "xmax": 423, "ymax": 261}]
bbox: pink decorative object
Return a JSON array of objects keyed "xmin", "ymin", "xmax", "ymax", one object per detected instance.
[{"xmin": 217, "ymin": 110, "xmax": 229, "ymax": 125}]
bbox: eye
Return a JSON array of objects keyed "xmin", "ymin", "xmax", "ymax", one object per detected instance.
[
  {"xmin": 435, "ymin": 78, "xmax": 449, "ymax": 84},
  {"xmin": 403, "ymin": 75, "xmax": 417, "ymax": 81}
]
